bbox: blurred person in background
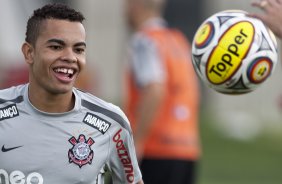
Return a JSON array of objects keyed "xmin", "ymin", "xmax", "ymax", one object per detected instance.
[
  {"xmin": 0, "ymin": 3, "xmax": 143, "ymax": 184},
  {"xmin": 123, "ymin": 0, "xmax": 201, "ymax": 183},
  {"xmin": 251, "ymin": 0, "xmax": 282, "ymax": 109}
]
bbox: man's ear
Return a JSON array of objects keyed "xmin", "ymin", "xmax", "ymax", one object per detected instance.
[{"xmin": 22, "ymin": 42, "xmax": 34, "ymax": 64}]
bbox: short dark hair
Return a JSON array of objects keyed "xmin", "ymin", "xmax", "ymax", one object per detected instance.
[{"xmin": 25, "ymin": 3, "xmax": 85, "ymax": 45}]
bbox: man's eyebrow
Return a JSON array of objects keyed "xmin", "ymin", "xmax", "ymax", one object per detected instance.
[
  {"xmin": 47, "ymin": 39, "xmax": 65, "ymax": 45},
  {"xmin": 46, "ymin": 39, "xmax": 86, "ymax": 47},
  {"xmin": 74, "ymin": 42, "xmax": 86, "ymax": 47}
]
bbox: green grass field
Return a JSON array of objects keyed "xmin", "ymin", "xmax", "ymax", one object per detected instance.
[{"xmin": 197, "ymin": 113, "xmax": 282, "ymax": 184}]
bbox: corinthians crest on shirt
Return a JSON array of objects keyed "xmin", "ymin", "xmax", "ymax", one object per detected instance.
[{"xmin": 68, "ymin": 134, "xmax": 95, "ymax": 168}]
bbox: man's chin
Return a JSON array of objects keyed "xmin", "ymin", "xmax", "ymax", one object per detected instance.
[{"xmin": 49, "ymin": 85, "xmax": 74, "ymax": 95}]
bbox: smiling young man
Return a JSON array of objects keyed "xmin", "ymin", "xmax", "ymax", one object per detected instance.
[{"xmin": 0, "ymin": 3, "xmax": 143, "ymax": 184}]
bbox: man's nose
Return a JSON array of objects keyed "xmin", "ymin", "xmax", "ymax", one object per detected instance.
[{"xmin": 61, "ymin": 48, "xmax": 77, "ymax": 63}]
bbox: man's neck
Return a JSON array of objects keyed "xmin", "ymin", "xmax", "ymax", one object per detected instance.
[{"xmin": 28, "ymin": 86, "xmax": 75, "ymax": 113}]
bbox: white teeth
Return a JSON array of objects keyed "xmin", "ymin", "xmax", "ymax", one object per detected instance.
[
  {"xmin": 67, "ymin": 69, "xmax": 74, "ymax": 74},
  {"xmin": 55, "ymin": 68, "xmax": 74, "ymax": 74}
]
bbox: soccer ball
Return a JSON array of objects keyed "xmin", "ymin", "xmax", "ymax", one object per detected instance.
[{"xmin": 191, "ymin": 10, "xmax": 278, "ymax": 94}]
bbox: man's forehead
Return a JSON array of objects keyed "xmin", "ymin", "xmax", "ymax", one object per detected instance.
[
  {"xmin": 38, "ymin": 19, "xmax": 86, "ymax": 44},
  {"xmin": 41, "ymin": 19, "xmax": 85, "ymax": 32}
]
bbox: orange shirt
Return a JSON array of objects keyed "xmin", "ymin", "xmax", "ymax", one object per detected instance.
[{"xmin": 125, "ymin": 21, "xmax": 200, "ymax": 160}]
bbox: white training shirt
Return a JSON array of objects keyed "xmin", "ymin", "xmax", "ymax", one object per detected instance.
[{"xmin": 0, "ymin": 84, "xmax": 142, "ymax": 184}]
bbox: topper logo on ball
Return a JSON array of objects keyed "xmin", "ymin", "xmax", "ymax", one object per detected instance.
[{"xmin": 207, "ymin": 21, "xmax": 254, "ymax": 84}]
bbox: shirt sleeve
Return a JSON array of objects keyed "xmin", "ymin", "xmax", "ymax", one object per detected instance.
[
  {"xmin": 129, "ymin": 32, "xmax": 166, "ymax": 88},
  {"xmin": 108, "ymin": 126, "xmax": 142, "ymax": 184}
]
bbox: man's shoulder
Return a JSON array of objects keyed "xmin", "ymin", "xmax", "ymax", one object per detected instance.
[
  {"xmin": 0, "ymin": 85, "xmax": 25, "ymax": 104},
  {"xmin": 75, "ymin": 89, "xmax": 119, "ymax": 112},
  {"xmin": 76, "ymin": 89, "xmax": 132, "ymax": 134}
]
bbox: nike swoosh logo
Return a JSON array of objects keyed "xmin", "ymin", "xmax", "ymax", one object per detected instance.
[{"xmin": 1, "ymin": 145, "xmax": 23, "ymax": 152}]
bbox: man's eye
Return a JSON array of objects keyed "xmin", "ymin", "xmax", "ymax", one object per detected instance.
[
  {"xmin": 75, "ymin": 48, "xmax": 85, "ymax": 54},
  {"xmin": 49, "ymin": 45, "xmax": 62, "ymax": 50}
]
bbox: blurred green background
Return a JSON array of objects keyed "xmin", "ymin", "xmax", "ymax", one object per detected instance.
[{"xmin": 197, "ymin": 111, "xmax": 282, "ymax": 184}]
